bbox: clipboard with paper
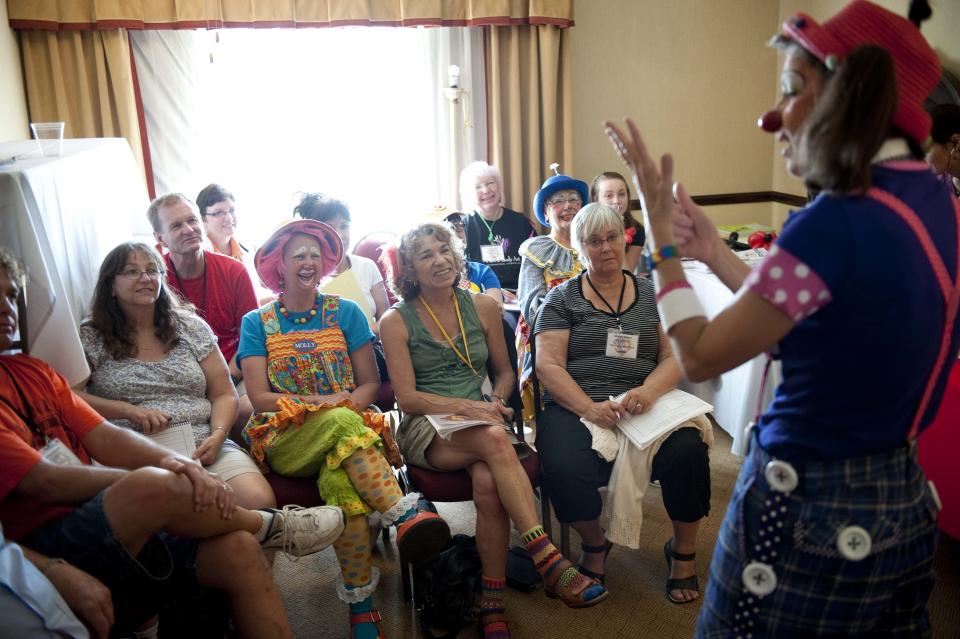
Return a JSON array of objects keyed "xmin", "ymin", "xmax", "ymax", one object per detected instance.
[{"xmin": 146, "ymin": 421, "xmax": 196, "ymax": 457}]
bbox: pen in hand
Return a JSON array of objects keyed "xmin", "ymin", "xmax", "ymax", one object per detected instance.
[{"xmin": 609, "ymin": 396, "xmax": 624, "ymax": 420}]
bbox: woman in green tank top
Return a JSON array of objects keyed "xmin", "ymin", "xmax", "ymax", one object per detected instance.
[{"xmin": 380, "ymin": 223, "xmax": 608, "ymax": 639}]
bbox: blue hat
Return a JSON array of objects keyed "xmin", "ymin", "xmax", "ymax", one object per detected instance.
[{"xmin": 532, "ymin": 174, "xmax": 589, "ymax": 227}]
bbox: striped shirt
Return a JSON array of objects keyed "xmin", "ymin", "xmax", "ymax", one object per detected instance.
[{"xmin": 534, "ymin": 272, "xmax": 660, "ymax": 404}]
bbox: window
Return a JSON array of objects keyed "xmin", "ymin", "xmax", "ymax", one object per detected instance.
[{"xmin": 132, "ymin": 27, "xmax": 484, "ymax": 248}]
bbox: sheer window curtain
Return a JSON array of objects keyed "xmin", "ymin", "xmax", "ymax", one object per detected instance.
[{"xmin": 130, "ymin": 27, "xmax": 486, "ymax": 247}]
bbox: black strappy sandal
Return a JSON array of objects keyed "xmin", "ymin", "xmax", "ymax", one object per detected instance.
[
  {"xmin": 663, "ymin": 538, "xmax": 699, "ymax": 604},
  {"xmin": 578, "ymin": 538, "xmax": 614, "ymax": 584}
]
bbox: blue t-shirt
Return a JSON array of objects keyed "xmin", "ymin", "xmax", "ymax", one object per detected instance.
[
  {"xmin": 236, "ymin": 295, "xmax": 375, "ymax": 364},
  {"xmin": 465, "ymin": 261, "xmax": 501, "ymax": 293},
  {"xmin": 756, "ymin": 164, "xmax": 960, "ymax": 461}
]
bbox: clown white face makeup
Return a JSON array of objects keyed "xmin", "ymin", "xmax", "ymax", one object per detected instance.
[
  {"xmin": 282, "ymin": 234, "xmax": 324, "ymax": 293},
  {"xmin": 773, "ymin": 49, "xmax": 825, "ymax": 176}
]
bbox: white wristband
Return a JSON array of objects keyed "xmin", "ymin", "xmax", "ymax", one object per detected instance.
[{"xmin": 658, "ymin": 287, "xmax": 706, "ymax": 331}]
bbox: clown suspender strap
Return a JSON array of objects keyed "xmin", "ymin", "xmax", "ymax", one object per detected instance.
[{"xmin": 865, "ymin": 187, "xmax": 960, "ymax": 441}]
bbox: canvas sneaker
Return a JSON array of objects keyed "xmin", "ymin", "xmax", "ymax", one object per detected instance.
[{"xmin": 258, "ymin": 504, "xmax": 345, "ymax": 557}]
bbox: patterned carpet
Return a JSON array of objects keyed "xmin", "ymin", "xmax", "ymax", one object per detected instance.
[{"xmin": 273, "ymin": 428, "xmax": 960, "ymax": 638}]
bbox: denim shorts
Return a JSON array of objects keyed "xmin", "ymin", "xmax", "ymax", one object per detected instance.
[{"xmin": 21, "ymin": 490, "xmax": 202, "ymax": 631}]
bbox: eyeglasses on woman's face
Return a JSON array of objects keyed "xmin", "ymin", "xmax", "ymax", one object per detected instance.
[
  {"xmin": 547, "ymin": 195, "xmax": 582, "ymax": 208},
  {"xmin": 585, "ymin": 232, "xmax": 623, "ymax": 250},
  {"xmin": 204, "ymin": 207, "xmax": 236, "ymax": 219},
  {"xmin": 118, "ymin": 267, "xmax": 164, "ymax": 280}
]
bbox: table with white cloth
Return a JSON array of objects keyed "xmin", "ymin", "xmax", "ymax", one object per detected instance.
[
  {"xmin": 679, "ymin": 262, "xmax": 781, "ymax": 456},
  {"xmin": 0, "ymin": 138, "xmax": 151, "ymax": 384}
]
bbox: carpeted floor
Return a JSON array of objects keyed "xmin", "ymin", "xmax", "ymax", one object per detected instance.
[{"xmin": 273, "ymin": 428, "xmax": 960, "ymax": 638}]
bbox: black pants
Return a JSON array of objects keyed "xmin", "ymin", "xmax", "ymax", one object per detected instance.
[{"xmin": 537, "ymin": 403, "xmax": 711, "ymax": 523}]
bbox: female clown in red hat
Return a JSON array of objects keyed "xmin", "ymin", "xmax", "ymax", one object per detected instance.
[{"xmin": 607, "ymin": 1, "xmax": 957, "ymax": 636}]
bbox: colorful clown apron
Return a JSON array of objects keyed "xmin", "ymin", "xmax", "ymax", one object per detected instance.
[{"xmin": 242, "ymin": 295, "xmax": 389, "ymax": 517}]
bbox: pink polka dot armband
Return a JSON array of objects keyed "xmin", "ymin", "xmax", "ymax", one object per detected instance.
[
  {"xmin": 656, "ymin": 280, "xmax": 706, "ymax": 331},
  {"xmin": 744, "ymin": 244, "xmax": 832, "ymax": 322}
]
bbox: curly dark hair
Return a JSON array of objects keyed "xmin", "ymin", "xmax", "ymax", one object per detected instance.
[
  {"xmin": 293, "ymin": 192, "xmax": 351, "ymax": 223},
  {"xmin": 392, "ymin": 223, "xmax": 464, "ymax": 301},
  {"xmin": 84, "ymin": 242, "xmax": 193, "ymax": 360}
]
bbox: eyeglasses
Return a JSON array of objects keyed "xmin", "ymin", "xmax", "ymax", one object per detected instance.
[
  {"xmin": 204, "ymin": 208, "xmax": 237, "ymax": 219},
  {"xmin": 586, "ymin": 234, "xmax": 623, "ymax": 249},
  {"xmin": 118, "ymin": 267, "xmax": 164, "ymax": 280},
  {"xmin": 547, "ymin": 195, "xmax": 582, "ymax": 208}
]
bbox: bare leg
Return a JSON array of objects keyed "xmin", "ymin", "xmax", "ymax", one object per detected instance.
[
  {"xmin": 102, "ymin": 467, "xmax": 263, "ymax": 555},
  {"xmin": 570, "ymin": 519, "xmax": 606, "ymax": 576},
  {"xmin": 468, "ymin": 462, "xmax": 510, "ymax": 579},
  {"xmin": 196, "ymin": 531, "xmax": 293, "ymax": 639},
  {"xmin": 469, "ymin": 462, "xmax": 511, "ymax": 638},
  {"xmin": 669, "ymin": 519, "xmax": 702, "ymax": 602},
  {"xmin": 227, "ymin": 472, "xmax": 277, "ymax": 510},
  {"xmin": 427, "ymin": 426, "xmax": 539, "ymax": 531}
]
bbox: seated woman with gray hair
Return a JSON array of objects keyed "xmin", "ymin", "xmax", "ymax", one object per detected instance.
[{"xmin": 534, "ymin": 203, "xmax": 712, "ymax": 604}]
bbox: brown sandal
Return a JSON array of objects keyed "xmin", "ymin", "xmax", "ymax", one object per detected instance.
[{"xmin": 543, "ymin": 557, "xmax": 609, "ymax": 608}]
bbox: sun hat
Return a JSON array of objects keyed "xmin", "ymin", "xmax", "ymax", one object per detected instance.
[
  {"xmin": 424, "ymin": 205, "xmax": 465, "ymax": 224},
  {"xmin": 781, "ymin": 0, "xmax": 940, "ymax": 146},
  {"xmin": 532, "ymin": 174, "xmax": 590, "ymax": 227},
  {"xmin": 254, "ymin": 219, "xmax": 343, "ymax": 293}
]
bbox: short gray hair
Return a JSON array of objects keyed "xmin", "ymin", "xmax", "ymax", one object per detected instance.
[
  {"xmin": 147, "ymin": 193, "xmax": 197, "ymax": 233},
  {"xmin": 571, "ymin": 203, "xmax": 624, "ymax": 264},
  {"xmin": 0, "ymin": 246, "xmax": 26, "ymax": 288},
  {"xmin": 459, "ymin": 161, "xmax": 504, "ymax": 213}
]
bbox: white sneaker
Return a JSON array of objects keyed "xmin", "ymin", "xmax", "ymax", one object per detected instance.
[{"xmin": 258, "ymin": 505, "xmax": 345, "ymax": 557}]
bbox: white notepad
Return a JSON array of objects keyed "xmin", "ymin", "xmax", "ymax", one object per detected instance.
[
  {"xmin": 582, "ymin": 389, "xmax": 713, "ymax": 456},
  {"xmin": 147, "ymin": 421, "xmax": 196, "ymax": 457}
]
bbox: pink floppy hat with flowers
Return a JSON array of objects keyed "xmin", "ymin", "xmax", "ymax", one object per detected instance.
[
  {"xmin": 780, "ymin": 0, "xmax": 940, "ymax": 147},
  {"xmin": 254, "ymin": 219, "xmax": 343, "ymax": 293}
]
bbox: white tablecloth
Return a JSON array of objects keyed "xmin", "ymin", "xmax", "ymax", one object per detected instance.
[
  {"xmin": 679, "ymin": 263, "xmax": 781, "ymax": 456},
  {"xmin": 0, "ymin": 139, "xmax": 151, "ymax": 384}
]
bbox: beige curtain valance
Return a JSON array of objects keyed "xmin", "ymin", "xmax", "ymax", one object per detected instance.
[{"xmin": 8, "ymin": 0, "xmax": 574, "ymax": 31}]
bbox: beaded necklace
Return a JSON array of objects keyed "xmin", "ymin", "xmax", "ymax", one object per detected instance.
[{"xmin": 278, "ymin": 292, "xmax": 321, "ymax": 324}]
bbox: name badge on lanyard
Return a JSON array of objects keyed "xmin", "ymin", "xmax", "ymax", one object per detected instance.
[
  {"xmin": 480, "ymin": 245, "xmax": 505, "ymax": 262},
  {"xmin": 606, "ymin": 328, "xmax": 638, "ymax": 359},
  {"xmin": 41, "ymin": 437, "xmax": 83, "ymax": 466}
]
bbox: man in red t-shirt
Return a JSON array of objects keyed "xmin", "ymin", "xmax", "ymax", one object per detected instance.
[
  {"xmin": 148, "ymin": 194, "xmax": 257, "ymax": 366},
  {"xmin": 0, "ymin": 248, "xmax": 343, "ymax": 636}
]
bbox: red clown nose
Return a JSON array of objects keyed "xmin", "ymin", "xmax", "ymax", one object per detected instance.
[{"xmin": 758, "ymin": 110, "xmax": 783, "ymax": 133}]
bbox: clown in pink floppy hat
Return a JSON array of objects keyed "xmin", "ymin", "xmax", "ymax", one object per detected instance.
[
  {"xmin": 605, "ymin": 1, "xmax": 958, "ymax": 633},
  {"xmin": 254, "ymin": 219, "xmax": 344, "ymax": 295}
]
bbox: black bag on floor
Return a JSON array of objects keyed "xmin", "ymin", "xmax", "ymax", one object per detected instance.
[
  {"xmin": 414, "ymin": 534, "xmax": 482, "ymax": 639},
  {"xmin": 506, "ymin": 545, "xmax": 542, "ymax": 592}
]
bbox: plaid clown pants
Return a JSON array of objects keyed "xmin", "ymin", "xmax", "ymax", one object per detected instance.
[{"xmin": 696, "ymin": 431, "xmax": 939, "ymax": 638}]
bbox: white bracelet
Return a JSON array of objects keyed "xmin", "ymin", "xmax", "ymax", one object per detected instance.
[{"xmin": 658, "ymin": 287, "xmax": 706, "ymax": 331}]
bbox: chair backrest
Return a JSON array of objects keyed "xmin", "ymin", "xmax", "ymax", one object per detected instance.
[
  {"xmin": 353, "ymin": 232, "xmax": 398, "ymax": 305},
  {"xmin": 11, "ymin": 289, "xmax": 28, "ymax": 354}
]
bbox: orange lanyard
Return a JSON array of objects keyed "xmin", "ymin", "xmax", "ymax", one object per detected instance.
[{"xmin": 420, "ymin": 293, "xmax": 479, "ymax": 377}]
